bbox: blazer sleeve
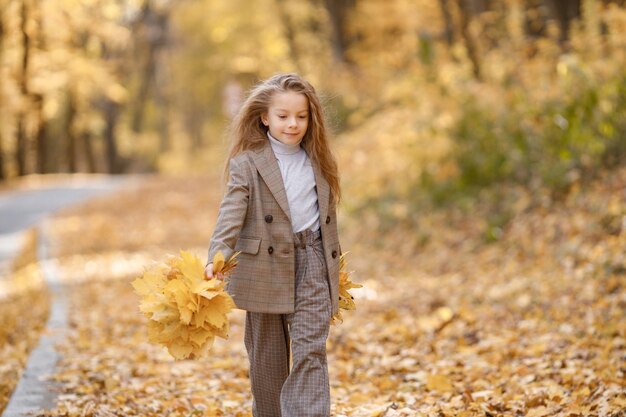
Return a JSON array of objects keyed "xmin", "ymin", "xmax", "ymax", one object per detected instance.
[{"xmin": 206, "ymin": 157, "xmax": 250, "ymax": 266}]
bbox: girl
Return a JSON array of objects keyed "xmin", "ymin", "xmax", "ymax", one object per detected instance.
[{"xmin": 204, "ymin": 73, "xmax": 342, "ymax": 417}]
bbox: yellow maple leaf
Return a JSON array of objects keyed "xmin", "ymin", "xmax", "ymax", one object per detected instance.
[
  {"xmin": 168, "ymin": 341, "xmax": 194, "ymax": 360},
  {"xmin": 132, "ymin": 250, "xmax": 238, "ymax": 360},
  {"xmin": 331, "ymin": 252, "xmax": 362, "ymax": 325},
  {"xmin": 189, "ymin": 327, "xmax": 214, "ymax": 346},
  {"xmin": 211, "ymin": 322, "xmax": 230, "ymax": 339},
  {"xmin": 147, "ymin": 303, "xmax": 179, "ymax": 323},
  {"xmin": 212, "ymin": 251, "xmax": 225, "ymax": 274},
  {"xmin": 211, "ymin": 250, "xmax": 241, "ymax": 276},
  {"xmin": 199, "ymin": 293, "xmax": 236, "ymax": 329}
]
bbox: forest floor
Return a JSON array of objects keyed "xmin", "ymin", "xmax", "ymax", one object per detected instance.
[{"xmin": 1, "ymin": 167, "xmax": 625, "ymax": 417}]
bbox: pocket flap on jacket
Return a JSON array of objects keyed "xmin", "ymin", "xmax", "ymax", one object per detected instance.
[{"xmin": 235, "ymin": 237, "xmax": 262, "ymax": 255}]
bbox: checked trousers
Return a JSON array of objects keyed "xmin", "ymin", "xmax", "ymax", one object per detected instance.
[{"xmin": 244, "ymin": 228, "xmax": 332, "ymax": 417}]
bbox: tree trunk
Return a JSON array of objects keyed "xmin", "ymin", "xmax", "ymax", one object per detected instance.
[
  {"xmin": 0, "ymin": 1, "xmax": 6, "ymax": 180},
  {"xmin": 81, "ymin": 131, "xmax": 97, "ymax": 173},
  {"xmin": 469, "ymin": 0, "xmax": 491, "ymax": 14},
  {"xmin": 65, "ymin": 91, "xmax": 77, "ymax": 172},
  {"xmin": 131, "ymin": 43, "xmax": 155, "ymax": 133},
  {"xmin": 101, "ymin": 99, "xmax": 121, "ymax": 174},
  {"xmin": 0, "ymin": 135, "xmax": 4, "ymax": 180},
  {"xmin": 185, "ymin": 109, "xmax": 204, "ymax": 151},
  {"xmin": 546, "ymin": 0, "xmax": 581, "ymax": 43},
  {"xmin": 456, "ymin": 0, "xmax": 483, "ymax": 81},
  {"xmin": 16, "ymin": 0, "xmax": 31, "ymax": 176},
  {"xmin": 33, "ymin": 94, "xmax": 47, "ymax": 173},
  {"xmin": 438, "ymin": 0, "xmax": 456, "ymax": 46},
  {"xmin": 322, "ymin": 0, "xmax": 355, "ymax": 64},
  {"xmin": 154, "ymin": 53, "xmax": 170, "ymax": 152},
  {"xmin": 34, "ymin": 4, "xmax": 47, "ymax": 174},
  {"xmin": 151, "ymin": 9, "xmax": 171, "ymax": 152},
  {"xmin": 522, "ymin": 0, "xmax": 549, "ymax": 39},
  {"xmin": 274, "ymin": 0, "xmax": 303, "ymax": 72},
  {"xmin": 131, "ymin": 2, "xmax": 170, "ymax": 135}
]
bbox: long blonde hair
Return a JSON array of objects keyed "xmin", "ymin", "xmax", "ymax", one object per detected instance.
[{"xmin": 225, "ymin": 73, "xmax": 341, "ymax": 204}]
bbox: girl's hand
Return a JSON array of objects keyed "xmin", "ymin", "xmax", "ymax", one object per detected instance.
[{"xmin": 204, "ymin": 263, "xmax": 225, "ymax": 281}]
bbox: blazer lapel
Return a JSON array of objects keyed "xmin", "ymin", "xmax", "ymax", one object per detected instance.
[
  {"xmin": 312, "ymin": 157, "xmax": 330, "ymax": 225},
  {"xmin": 251, "ymin": 143, "xmax": 292, "ymax": 224}
]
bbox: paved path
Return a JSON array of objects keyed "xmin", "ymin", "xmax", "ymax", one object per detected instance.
[
  {"xmin": 0, "ymin": 177, "xmax": 128, "ymax": 269},
  {"xmin": 1, "ymin": 175, "xmax": 133, "ymax": 417}
]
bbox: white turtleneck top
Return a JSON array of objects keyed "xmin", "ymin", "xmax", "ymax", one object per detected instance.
[{"xmin": 267, "ymin": 132, "xmax": 320, "ymax": 233}]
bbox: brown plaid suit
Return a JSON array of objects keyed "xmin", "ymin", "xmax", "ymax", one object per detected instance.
[
  {"xmin": 206, "ymin": 141, "xmax": 341, "ymax": 316},
  {"xmin": 206, "ymin": 140, "xmax": 341, "ymax": 416}
]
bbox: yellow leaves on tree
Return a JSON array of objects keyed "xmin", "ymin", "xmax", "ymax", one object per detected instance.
[
  {"xmin": 332, "ymin": 252, "xmax": 363, "ymax": 325},
  {"xmin": 132, "ymin": 250, "xmax": 239, "ymax": 360}
]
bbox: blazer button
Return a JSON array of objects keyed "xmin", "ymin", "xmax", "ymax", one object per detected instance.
[
  {"xmin": 265, "ymin": 214, "xmax": 273, "ymax": 223},
  {"xmin": 332, "ymin": 250, "xmax": 337, "ymax": 259},
  {"xmin": 326, "ymin": 216, "xmax": 331, "ymax": 224},
  {"xmin": 268, "ymin": 246, "xmax": 274, "ymax": 254}
]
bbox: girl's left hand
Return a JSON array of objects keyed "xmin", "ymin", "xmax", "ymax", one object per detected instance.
[{"xmin": 204, "ymin": 263, "xmax": 226, "ymax": 281}]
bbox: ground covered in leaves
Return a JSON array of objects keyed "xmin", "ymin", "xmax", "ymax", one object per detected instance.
[
  {"xmin": 0, "ymin": 288, "xmax": 50, "ymax": 414},
  {"xmin": 2, "ymin": 167, "xmax": 624, "ymax": 416},
  {"xmin": 0, "ymin": 228, "xmax": 50, "ymax": 415}
]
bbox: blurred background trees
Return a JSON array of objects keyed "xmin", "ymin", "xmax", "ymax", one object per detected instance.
[{"xmin": 0, "ymin": 0, "xmax": 624, "ymax": 217}]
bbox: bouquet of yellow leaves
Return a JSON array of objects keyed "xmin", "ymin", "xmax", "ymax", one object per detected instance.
[
  {"xmin": 331, "ymin": 252, "xmax": 362, "ymax": 325},
  {"xmin": 132, "ymin": 250, "xmax": 239, "ymax": 360}
]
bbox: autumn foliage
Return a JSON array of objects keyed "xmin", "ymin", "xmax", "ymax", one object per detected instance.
[
  {"xmin": 0, "ymin": 0, "xmax": 625, "ymax": 415},
  {"xmin": 132, "ymin": 250, "xmax": 238, "ymax": 360},
  {"xmin": 332, "ymin": 252, "xmax": 363, "ymax": 325}
]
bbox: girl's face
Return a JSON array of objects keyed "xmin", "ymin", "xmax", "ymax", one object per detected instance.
[{"xmin": 262, "ymin": 91, "xmax": 309, "ymax": 146}]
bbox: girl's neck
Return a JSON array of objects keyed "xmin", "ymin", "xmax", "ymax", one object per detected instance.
[{"xmin": 267, "ymin": 132, "xmax": 301, "ymax": 155}]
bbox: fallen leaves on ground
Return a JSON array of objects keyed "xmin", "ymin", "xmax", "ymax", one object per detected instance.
[
  {"xmin": 0, "ymin": 229, "xmax": 47, "ymax": 300},
  {"xmin": 0, "ymin": 288, "xmax": 50, "ymax": 414},
  {"xmin": 0, "ymin": 228, "xmax": 51, "ymax": 414},
  {"xmin": 38, "ymin": 279, "xmax": 251, "ymax": 417},
  {"xmin": 8, "ymin": 168, "xmax": 625, "ymax": 416}
]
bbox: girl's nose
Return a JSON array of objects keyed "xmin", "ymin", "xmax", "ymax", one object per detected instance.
[{"xmin": 288, "ymin": 117, "xmax": 297, "ymax": 127}]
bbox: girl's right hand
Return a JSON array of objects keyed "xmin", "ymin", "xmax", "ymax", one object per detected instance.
[{"xmin": 204, "ymin": 263, "xmax": 225, "ymax": 281}]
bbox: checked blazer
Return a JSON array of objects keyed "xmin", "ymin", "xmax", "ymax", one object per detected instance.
[{"xmin": 206, "ymin": 140, "xmax": 341, "ymax": 315}]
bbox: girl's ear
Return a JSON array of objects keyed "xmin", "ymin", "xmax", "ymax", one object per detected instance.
[{"xmin": 261, "ymin": 113, "xmax": 269, "ymax": 126}]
